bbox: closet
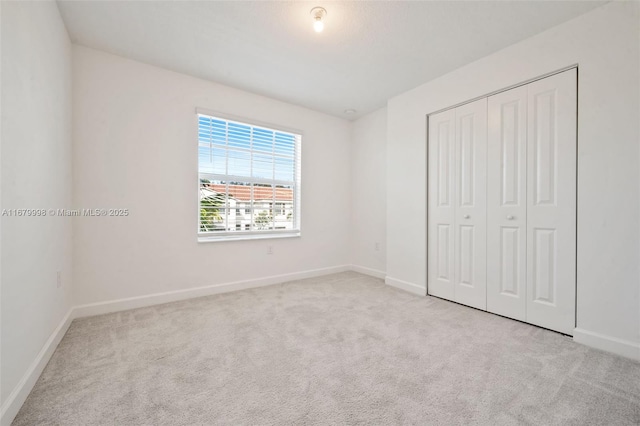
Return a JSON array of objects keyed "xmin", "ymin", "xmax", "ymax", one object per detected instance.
[{"xmin": 427, "ymin": 68, "xmax": 577, "ymax": 335}]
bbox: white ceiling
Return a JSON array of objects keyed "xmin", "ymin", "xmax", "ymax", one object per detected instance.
[{"xmin": 57, "ymin": 1, "xmax": 605, "ymax": 120}]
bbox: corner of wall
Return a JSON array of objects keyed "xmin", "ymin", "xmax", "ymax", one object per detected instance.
[
  {"xmin": 0, "ymin": 310, "xmax": 75, "ymax": 426},
  {"xmin": 349, "ymin": 107, "xmax": 388, "ymax": 276}
]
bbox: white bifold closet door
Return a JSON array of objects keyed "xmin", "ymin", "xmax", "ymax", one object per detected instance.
[
  {"xmin": 428, "ymin": 108, "xmax": 456, "ymax": 301},
  {"xmin": 524, "ymin": 70, "xmax": 577, "ymax": 335},
  {"xmin": 428, "ymin": 98, "xmax": 487, "ymax": 310},
  {"xmin": 486, "ymin": 85, "xmax": 529, "ymax": 321},
  {"xmin": 487, "ymin": 68, "xmax": 577, "ymax": 334},
  {"xmin": 428, "ymin": 68, "xmax": 577, "ymax": 335}
]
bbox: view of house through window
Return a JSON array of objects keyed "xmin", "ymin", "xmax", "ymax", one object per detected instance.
[{"xmin": 198, "ymin": 113, "xmax": 301, "ymax": 238}]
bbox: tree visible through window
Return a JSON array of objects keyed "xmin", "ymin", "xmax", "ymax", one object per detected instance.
[{"xmin": 198, "ymin": 113, "xmax": 301, "ymax": 238}]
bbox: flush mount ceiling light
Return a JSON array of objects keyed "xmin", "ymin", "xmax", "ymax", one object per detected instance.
[{"xmin": 310, "ymin": 7, "xmax": 327, "ymax": 33}]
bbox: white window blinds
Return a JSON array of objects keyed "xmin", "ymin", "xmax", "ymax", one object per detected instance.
[{"xmin": 197, "ymin": 113, "xmax": 301, "ymax": 239}]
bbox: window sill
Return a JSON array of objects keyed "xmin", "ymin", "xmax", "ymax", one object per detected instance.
[{"xmin": 197, "ymin": 232, "xmax": 301, "ymax": 243}]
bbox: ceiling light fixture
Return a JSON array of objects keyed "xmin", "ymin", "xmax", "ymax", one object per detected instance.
[
  {"xmin": 310, "ymin": 7, "xmax": 327, "ymax": 33},
  {"xmin": 344, "ymin": 109, "xmax": 356, "ymax": 115}
]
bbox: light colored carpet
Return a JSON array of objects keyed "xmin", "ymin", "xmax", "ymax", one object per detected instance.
[{"xmin": 13, "ymin": 272, "xmax": 640, "ymax": 425}]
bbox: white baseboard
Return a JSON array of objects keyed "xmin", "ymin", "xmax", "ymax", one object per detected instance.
[
  {"xmin": 384, "ymin": 276, "xmax": 426, "ymax": 296},
  {"xmin": 573, "ymin": 328, "xmax": 640, "ymax": 361},
  {"xmin": 74, "ymin": 265, "xmax": 351, "ymax": 318},
  {"xmin": 350, "ymin": 264, "xmax": 386, "ymax": 279},
  {"xmin": 0, "ymin": 309, "xmax": 75, "ymax": 426}
]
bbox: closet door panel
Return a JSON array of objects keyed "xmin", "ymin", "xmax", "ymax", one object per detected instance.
[
  {"xmin": 526, "ymin": 69, "xmax": 577, "ymax": 335},
  {"xmin": 487, "ymin": 86, "xmax": 528, "ymax": 321},
  {"xmin": 454, "ymin": 98, "xmax": 487, "ymax": 310},
  {"xmin": 428, "ymin": 109, "xmax": 456, "ymax": 301}
]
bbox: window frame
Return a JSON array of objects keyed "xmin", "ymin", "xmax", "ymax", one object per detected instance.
[{"xmin": 196, "ymin": 108, "xmax": 302, "ymax": 242}]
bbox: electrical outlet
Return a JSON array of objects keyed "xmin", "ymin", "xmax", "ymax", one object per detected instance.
[
  {"xmin": 267, "ymin": 245, "xmax": 274, "ymax": 255},
  {"xmin": 56, "ymin": 271, "xmax": 62, "ymax": 288},
  {"xmin": 375, "ymin": 242, "xmax": 380, "ymax": 251}
]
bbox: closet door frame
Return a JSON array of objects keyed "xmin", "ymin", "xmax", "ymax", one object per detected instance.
[{"xmin": 426, "ymin": 65, "xmax": 578, "ymax": 335}]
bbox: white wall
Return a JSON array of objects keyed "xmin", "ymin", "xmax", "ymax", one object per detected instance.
[
  {"xmin": 386, "ymin": 1, "xmax": 639, "ymax": 354},
  {"xmin": 72, "ymin": 46, "xmax": 352, "ymax": 305},
  {"xmin": 1, "ymin": 0, "xmax": 73, "ymax": 412},
  {"xmin": 350, "ymin": 107, "xmax": 387, "ymax": 277}
]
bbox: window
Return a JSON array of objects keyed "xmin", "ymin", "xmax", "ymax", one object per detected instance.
[{"xmin": 198, "ymin": 112, "xmax": 301, "ymax": 240}]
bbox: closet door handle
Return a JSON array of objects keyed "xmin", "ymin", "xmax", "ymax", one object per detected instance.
[{"xmin": 506, "ymin": 215, "xmax": 514, "ymax": 220}]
